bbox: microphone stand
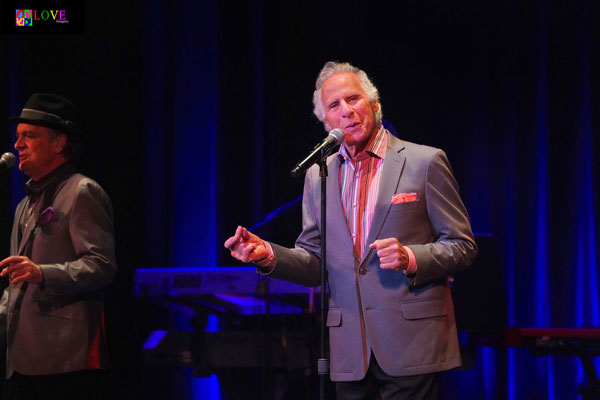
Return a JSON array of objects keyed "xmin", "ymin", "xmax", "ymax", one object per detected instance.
[{"xmin": 316, "ymin": 151, "xmax": 329, "ymax": 400}]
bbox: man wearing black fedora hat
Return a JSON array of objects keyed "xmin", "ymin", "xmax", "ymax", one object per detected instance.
[{"xmin": 0, "ymin": 93, "xmax": 117, "ymax": 399}]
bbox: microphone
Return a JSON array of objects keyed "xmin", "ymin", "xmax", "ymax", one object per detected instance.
[
  {"xmin": 0, "ymin": 153, "xmax": 16, "ymax": 174},
  {"xmin": 290, "ymin": 128, "xmax": 344, "ymax": 178}
]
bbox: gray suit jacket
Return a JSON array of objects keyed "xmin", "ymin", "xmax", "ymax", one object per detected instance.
[
  {"xmin": 0, "ymin": 171, "xmax": 117, "ymax": 377},
  {"xmin": 265, "ymin": 134, "xmax": 477, "ymax": 381}
]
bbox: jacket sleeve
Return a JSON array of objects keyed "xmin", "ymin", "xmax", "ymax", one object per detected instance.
[
  {"xmin": 405, "ymin": 149, "xmax": 477, "ymax": 286},
  {"xmin": 39, "ymin": 180, "xmax": 117, "ymax": 296},
  {"xmin": 0, "ymin": 287, "xmax": 6, "ymax": 377},
  {"xmin": 261, "ymin": 165, "xmax": 322, "ymax": 287}
]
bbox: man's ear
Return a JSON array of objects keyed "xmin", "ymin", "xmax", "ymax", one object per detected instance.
[
  {"xmin": 54, "ymin": 133, "xmax": 67, "ymax": 154},
  {"xmin": 372, "ymin": 100, "xmax": 380, "ymax": 114}
]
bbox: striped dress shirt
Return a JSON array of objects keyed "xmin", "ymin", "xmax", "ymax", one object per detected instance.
[{"xmin": 339, "ymin": 125, "xmax": 387, "ymax": 258}]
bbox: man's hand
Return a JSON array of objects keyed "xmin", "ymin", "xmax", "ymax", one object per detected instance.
[
  {"xmin": 0, "ymin": 256, "xmax": 43, "ymax": 284},
  {"xmin": 369, "ymin": 238, "xmax": 409, "ymax": 271},
  {"xmin": 224, "ymin": 226, "xmax": 269, "ymax": 263}
]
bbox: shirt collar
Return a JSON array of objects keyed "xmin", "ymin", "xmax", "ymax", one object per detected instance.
[{"xmin": 339, "ymin": 125, "xmax": 388, "ymax": 162}]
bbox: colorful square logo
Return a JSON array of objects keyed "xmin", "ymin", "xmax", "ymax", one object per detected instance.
[{"xmin": 15, "ymin": 9, "xmax": 32, "ymax": 26}]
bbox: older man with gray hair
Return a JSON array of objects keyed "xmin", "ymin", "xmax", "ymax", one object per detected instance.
[{"xmin": 225, "ymin": 61, "xmax": 477, "ymax": 399}]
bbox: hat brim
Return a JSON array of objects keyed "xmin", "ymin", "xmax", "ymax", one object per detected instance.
[{"xmin": 8, "ymin": 116, "xmax": 82, "ymax": 136}]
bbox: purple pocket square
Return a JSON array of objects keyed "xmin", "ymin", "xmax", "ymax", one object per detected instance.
[{"xmin": 39, "ymin": 206, "xmax": 59, "ymax": 226}]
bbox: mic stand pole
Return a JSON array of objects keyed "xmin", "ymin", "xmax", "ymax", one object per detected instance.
[{"xmin": 317, "ymin": 151, "xmax": 329, "ymax": 400}]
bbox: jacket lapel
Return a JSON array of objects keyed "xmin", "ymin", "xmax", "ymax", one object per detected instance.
[
  {"xmin": 325, "ymin": 155, "xmax": 357, "ymax": 260},
  {"xmin": 16, "ymin": 198, "xmax": 40, "ymax": 256},
  {"xmin": 360, "ymin": 136, "xmax": 407, "ymax": 265},
  {"xmin": 16, "ymin": 172, "xmax": 71, "ymax": 256}
]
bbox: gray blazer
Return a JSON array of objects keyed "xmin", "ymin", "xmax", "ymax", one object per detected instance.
[
  {"xmin": 265, "ymin": 134, "xmax": 477, "ymax": 381},
  {"xmin": 0, "ymin": 172, "xmax": 117, "ymax": 377}
]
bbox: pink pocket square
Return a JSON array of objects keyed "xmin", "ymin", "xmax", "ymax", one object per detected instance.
[{"xmin": 392, "ymin": 193, "xmax": 418, "ymax": 204}]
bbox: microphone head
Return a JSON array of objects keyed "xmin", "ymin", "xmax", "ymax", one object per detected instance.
[
  {"xmin": 1, "ymin": 152, "xmax": 16, "ymax": 168},
  {"xmin": 328, "ymin": 128, "xmax": 345, "ymax": 145}
]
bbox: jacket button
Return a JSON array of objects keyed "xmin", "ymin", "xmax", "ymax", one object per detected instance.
[{"xmin": 358, "ymin": 267, "xmax": 367, "ymax": 275}]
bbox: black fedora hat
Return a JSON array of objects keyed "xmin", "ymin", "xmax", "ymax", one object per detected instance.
[{"xmin": 9, "ymin": 93, "xmax": 82, "ymax": 136}]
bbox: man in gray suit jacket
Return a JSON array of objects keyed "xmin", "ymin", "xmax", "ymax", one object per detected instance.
[
  {"xmin": 0, "ymin": 93, "xmax": 116, "ymax": 399},
  {"xmin": 225, "ymin": 62, "xmax": 477, "ymax": 399}
]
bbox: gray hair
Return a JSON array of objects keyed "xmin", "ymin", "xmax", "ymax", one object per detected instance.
[{"xmin": 312, "ymin": 61, "xmax": 383, "ymax": 126}]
